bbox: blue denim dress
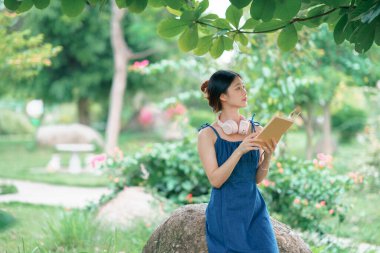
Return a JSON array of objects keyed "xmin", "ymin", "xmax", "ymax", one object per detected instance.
[{"xmin": 198, "ymin": 122, "xmax": 279, "ymax": 253}]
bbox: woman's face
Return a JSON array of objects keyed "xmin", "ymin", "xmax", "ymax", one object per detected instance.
[{"xmin": 220, "ymin": 76, "xmax": 247, "ymax": 108}]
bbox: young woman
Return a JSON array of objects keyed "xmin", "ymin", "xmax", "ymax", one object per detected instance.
[{"xmin": 197, "ymin": 70, "xmax": 279, "ymax": 252}]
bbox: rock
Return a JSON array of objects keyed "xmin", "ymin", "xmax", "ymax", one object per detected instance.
[
  {"xmin": 96, "ymin": 187, "xmax": 168, "ymax": 229},
  {"xmin": 36, "ymin": 123, "xmax": 104, "ymax": 147},
  {"xmin": 142, "ymin": 203, "xmax": 312, "ymax": 253}
]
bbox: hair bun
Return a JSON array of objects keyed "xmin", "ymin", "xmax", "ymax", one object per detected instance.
[{"xmin": 201, "ymin": 80, "xmax": 209, "ymax": 93}]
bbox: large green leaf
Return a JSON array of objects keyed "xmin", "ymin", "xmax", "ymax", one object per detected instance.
[
  {"xmin": 301, "ymin": 4, "xmax": 326, "ymax": 28},
  {"xmin": 4, "ymin": 0, "xmax": 21, "ymax": 11},
  {"xmin": 128, "ymin": 0, "xmax": 148, "ymax": 13},
  {"xmin": 193, "ymin": 35, "xmax": 213, "ymax": 56},
  {"xmin": 354, "ymin": 24, "xmax": 375, "ymax": 53},
  {"xmin": 375, "ymin": 22, "xmax": 380, "ymax": 46},
  {"xmin": 164, "ymin": 0, "xmax": 185, "ymax": 10},
  {"xmin": 199, "ymin": 14, "xmax": 219, "ymax": 22},
  {"xmin": 229, "ymin": 0, "xmax": 252, "ymax": 9},
  {"xmin": 222, "ymin": 36, "xmax": 234, "ymax": 50},
  {"xmin": 209, "ymin": 36, "xmax": 224, "ymax": 58},
  {"xmin": 226, "ymin": 5, "xmax": 243, "ymax": 28},
  {"xmin": 241, "ymin": 18, "xmax": 260, "ymax": 29},
  {"xmin": 157, "ymin": 18, "xmax": 188, "ymax": 38},
  {"xmin": 250, "ymin": 0, "xmax": 275, "ymax": 22},
  {"xmin": 254, "ymin": 19, "xmax": 287, "ymax": 32},
  {"xmin": 213, "ymin": 18, "xmax": 232, "ymax": 29},
  {"xmin": 115, "ymin": 0, "xmax": 133, "ymax": 8},
  {"xmin": 178, "ymin": 25, "xmax": 199, "ymax": 52},
  {"xmin": 195, "ymin": 0, "xmax": 209, "ymax": 18},
  {"xmin": 333, "ymin": 14, "xmax": 348, "ymax": 44},
  {"xmin": 148, "ymin": 0, "xmax": 164, "ymax": 7},
  {"xmin": 32, "ymin": 0, "xmax": 49, "ymax": 9},
  {"xmin": 16, "ymin": 0, "xmax": 34, "ymax": 13},
  {"xmin": 361, "ymin": 3, "xmax": 380, "ymax": 24},
  {"xmin": 277, "ymin": 23, "xmax": 298, "ymax": 51},
  {"xmin": 61, "ymin": 0, "xmax": 85, "ymax": 17},
  {"xmin": 274, "ymin": 0, "xmax": 301, "ymax": 21},
  {"xmin": 235, "ymin": 33, "xmax": 248, "ymax": 45}
]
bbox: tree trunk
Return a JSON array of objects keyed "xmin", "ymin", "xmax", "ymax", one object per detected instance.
[
  {"xmin": 105, "ymin": 1, "xmax": 129, "ymax": 154},
  {"xmin": 322, "ymin": 103, "xmax": 333, "ymax": 155},
  {"xmin": 304, "ymin": 104, "xmax": 314, "ymax": 159},
  {"xmin": 77, "ymin": 97, "xmax": 90, "ymax": 125}
]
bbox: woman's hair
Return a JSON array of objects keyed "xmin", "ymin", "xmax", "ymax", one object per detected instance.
[{"xmin": 200, "ymin": 70, "xmax": 241, "ymax": 112}]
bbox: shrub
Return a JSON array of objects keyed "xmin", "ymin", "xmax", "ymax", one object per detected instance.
[
  {"xmin": 101, "ymin": 133, "xmax": 211, "ymax": 205},
  {"xmin": 332, "ymin": 105, "xmax": 367, "ymax": 142},
  {"xmin": 0, "ymin": 109, "xmax": 34, "ymax": 135},
  {"xmin": 0, "ymin": 183, "xmax": 18, "ymax": 195},
  {"xmin": 259, "ymin": 154, "xmax": 357, "ymax": 234}
]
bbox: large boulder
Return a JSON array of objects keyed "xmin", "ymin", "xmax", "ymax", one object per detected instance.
[
  {"xmin": 143, "ymin": 203, "xmax": 311, "ymax": 253},
  {"xmin": 96, "ymin": 187, "xmax": 169, "ymax": 229},
  {"xmin": 36, "ymin": 123, "xmax": 104, "ymax": 147}
]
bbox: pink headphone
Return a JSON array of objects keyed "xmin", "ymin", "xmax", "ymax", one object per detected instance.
[{"xmin": 217, "ymin": 113, "xmax": 250, "ymax": 135}]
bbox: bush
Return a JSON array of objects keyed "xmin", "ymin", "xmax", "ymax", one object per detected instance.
[
  {"xmin": 259, "ymin": 154, "xmax": 356, "ymax": 234},
  {"xmin": 102, "ymin": 133, "xmax": 211, "ymax": 205},
  {"xmin": 0, "ymin": 109, "xmax": 34, "ymax": 135},
  {"xmin": 188, "ymin": 110, "xmax": 214, "ymax": 129},
  {"xmin": 332, "ymin": 105, "xmax": 367, "ymax": 142},
  {"xmin": 0, "ymin": 183, "xmax": 18, "ymax": 195}
]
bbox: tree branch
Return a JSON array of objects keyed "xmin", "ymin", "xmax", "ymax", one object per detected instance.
[
  {"xmin": 129, "ymin": 48, "xmax": 158, "ymax": 60},
  {"xmin": 195, "ymin": 6, "xmax": 350, "ymax": 35}
]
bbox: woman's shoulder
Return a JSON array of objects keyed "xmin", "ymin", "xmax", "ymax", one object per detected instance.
[{"xmin": 197, "ymin": 122, "xmax": 217, "ymax": 143}]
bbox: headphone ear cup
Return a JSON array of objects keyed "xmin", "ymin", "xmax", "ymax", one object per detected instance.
[
  {"xmin": 238, "ymin": 120, "xmax": 250, "ymax": 135},
  {"xmin": 223, "ymin": 120, "xmax": 238, "ymax": 135}
]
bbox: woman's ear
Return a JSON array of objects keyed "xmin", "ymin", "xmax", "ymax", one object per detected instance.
[{"xmin": 220, "ymin": 93, "xmax": 228, "ymax": 102}]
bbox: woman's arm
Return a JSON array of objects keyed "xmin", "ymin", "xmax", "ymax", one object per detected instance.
[
  {"xmin": 197, "ymin": 128, "xmax": 244, "ymax": 188},
  {"xmin": 255, "ymin": 138, "xmax": 277, "ymax": 184},
  {"xmin": 256, "ymin": 153, "xmax": 272, "ymax": 184}
]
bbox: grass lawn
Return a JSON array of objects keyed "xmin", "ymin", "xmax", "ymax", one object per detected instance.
[
  {"xmin": 0, "ymin": 131, "xmax": 162, "ymax": 187},
  {"xmin": 0, "ymin": 202, "xmax": 159, "ymax": 253},
  {"xmin": 0, "ymin": 138, "xmax": 108, "ymax": 187}
]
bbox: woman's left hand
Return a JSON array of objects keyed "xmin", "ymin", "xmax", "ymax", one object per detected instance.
[{"xmin": 254, "ymin": 138, "xmax": 278, "ymax": 156}]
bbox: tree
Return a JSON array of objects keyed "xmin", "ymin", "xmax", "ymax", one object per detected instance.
[
  {"xmin": 4, "ymin": 0, "xmax": 380, "ymax": 56},
  {"xmin": 0, "ymin": 11, "xmax": 60, "ymax": 96}
]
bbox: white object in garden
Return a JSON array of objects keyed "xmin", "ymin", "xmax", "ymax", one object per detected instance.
[
  {"xmin": 55, "ymin": 144, "xmax": 95, "ymax": 174},
  {"xmin": 46, "ymin": 154, "xmax": 61, "ymax": 171},
  {"xmin": 26, "ymin": 99, "xmax": 44, "ymax": 119}
]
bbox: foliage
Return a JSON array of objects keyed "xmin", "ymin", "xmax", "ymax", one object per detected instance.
[
  {"xmin": 0, "ymin": 11, "xmax": 61, "ymax": 96},
  {"xmin": 0, "ymin": 109, "xmax": 34, "ymax": 135},
  {"xmin": 0, "ymin": 209, "xmax": 16, "ymax": 231},
  {"xmin": 5, "ymin": 0, "xmax": 380, "ymax": 56},
  {"xmin": 0, "ymin": 183, "xmax": 18, "ymax": 195},
  {"xmin": 259, "ymin": 154, "xmax": 358, "ymax": 234},
  {"xmin": 332, "ymin": 104, "xmax": 367, "ymax": 142},
  {"xmin": 101, "ymin": 130, "xmax": 211, "ymax": 205}
]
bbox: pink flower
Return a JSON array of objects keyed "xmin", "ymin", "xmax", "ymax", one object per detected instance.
[
  {"xmin": 138, "ymin": 107, "xmax": 154, "ymax": 126},
  {"xmin": 165, "ymin": 103, "xmax": 187, "ymax": 119},
  {"xmin": 293, "ymin": 198, "xmax": 301, "ymax": 204},
  {"xmin": 329, "ymin": 209, "xmax": 334, "ymax": 215},
  {"xmin": 278, "ymin": 168, "xmax": 284, "ymax": 174},
  {"xmin": 91, "ymin": 154, "xmax": 107, "ymax": 168},
  {"xmin": 320, "ymin": 200, "xmax": 326, "ymax": 206},
  {"xmin": 186, "ymin": 193, "xmax": 193, "ymax": 203},
  {"xmin": 132, "ymin": 59, "xmax": 149, "ymax": 69},
  {"xmin": 315, "ymin": 203, "xmax": 321, "ymax": 209}
]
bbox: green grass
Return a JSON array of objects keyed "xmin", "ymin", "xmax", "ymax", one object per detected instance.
[
  {"xmin": 0, "ymin": 202, "xmax": 161, "ymax": 253},
  {"xmin": 0, "ymin": 139, "xmax": 109, "ymax": 187},
  {"xmin": 0, "ymin": 131, "xmax": 162, "ymax": 187}
]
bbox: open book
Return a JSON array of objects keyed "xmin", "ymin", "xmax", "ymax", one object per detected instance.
[{"xmin": 255, "ymin": 115, "xmax": 294, "ymax": 143}]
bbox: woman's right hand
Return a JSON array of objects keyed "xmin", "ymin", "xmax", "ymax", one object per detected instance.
[{"xmin": 236, "ymin": 132, "xmax": 262, "ymax": 155}]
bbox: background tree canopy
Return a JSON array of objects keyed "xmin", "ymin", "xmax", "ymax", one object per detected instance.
[{"xmin": 4, "ymin": 0, "xmax": 380, "ymax": 56}]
